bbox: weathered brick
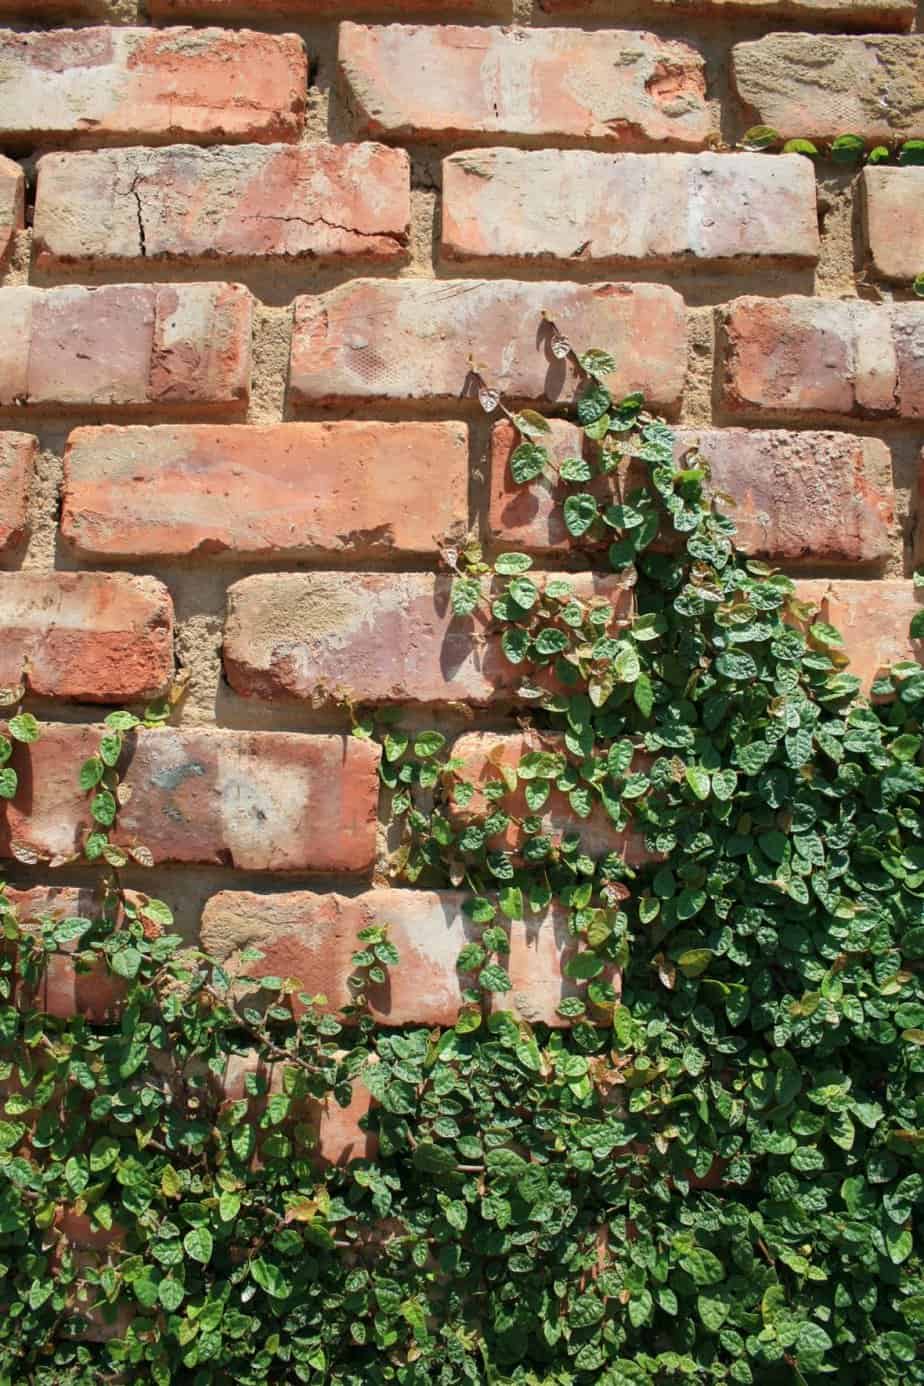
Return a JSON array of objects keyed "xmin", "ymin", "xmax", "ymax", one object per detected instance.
[
  {"xmin": 34, "ymin": 143, "xmax": 410, "ymax": 269},
  {"xmin": 721, "ymin": 297, "xmax": 924, "ymax": 421},
  {"xmin": 221, "ymin": 1050, "xmax": 377, "ymax": 1166},
  {"xmin": 202, "ymin": 888, "xmax": 609, "ymax": 1027},
  {"xmin": 150, "ymin": 0, "xmax": 504, "ymax": 15},
  {"xmin": 541, "ymin": 0, "xmax": 914, "ymax": 28},
  {"xmin": 0, "ymin": 727, "xmax": 380, "ymax": 870},
  {"xmin": 733, "ymin": 35, "xmax": 924, "ymax": 142},
  {"xmin": 862, "ymin": 167, "xmax": 924, "ymax": 284},
  {"xmin": 450, "ymin": 732, "xmax": 654, "ymax": 867},
  {"xmin": 795, "ymin": 580, "xmax": 923, "ymax": 691},
  {"xmin": 488, "ymin": 420, "xmax": 893, "ymax": 565},
  {"xmin": 223, "ymin": 570, "xmax": 634, "ymax": 706},
  {"xmin": 0, "ymin": 284, "xmax": 251, "ymax": 415},
  {"xmin": 289, "ymin": 280, "xmax": 686, "ymax": 412},
  {"xmin": 6, "ymin": 885, "xmax": 125, "ymax": 1021},
  {"xmin": 0, "ymin": 27, "xmax": 305, "ymax": 147},
  {"xmin": 0, "ymin": 432, "xmax": 34, "ymax": 555},
  {"xmin": 338, "ymin": 24, "xmax": 710, "ymax": 150},
  {"xmin": 0, "ymin": 155, "xmax": 24, "ymax": 261},
  {"xmin": 61, "ymin": 422, "xmax": 467, "ymax": 560},
  {"xmin": 442, "ymin": 150, "xmax": 818, "ymax": 269},
  {"xmin": 0, "ymin": 572, "xmax": 173, "ymax": 702}
]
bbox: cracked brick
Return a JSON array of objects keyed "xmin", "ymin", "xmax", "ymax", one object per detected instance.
[{"xmin": 34, "ymin": 144, "xmax": 411, "ymax": 268}]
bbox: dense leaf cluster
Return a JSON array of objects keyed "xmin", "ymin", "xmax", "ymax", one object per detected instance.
[{"xmin": 0, "ymin": 344, "xmax": 922, "ymax": 1384}]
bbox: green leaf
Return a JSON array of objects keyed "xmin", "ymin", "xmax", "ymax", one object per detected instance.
[
  {"xmin": 513, "ymin": 409, "xmax": 551, "ymax": 438},
  {"xmin": 914, "ymin": 273, "xmax": 924, "ymax": 299},
  {"xmin": 8, "ymin": 713, "xmax": 39, "ymax": 744},
  {"xmin": 685, "ymin": 766, "xmax": 711, "ymax": 800},
  {"xmin": 898, "ymin": 138, "xmax": 924, "ymax": 166},
  {"xmin": 831, "ymin": 133, "xmax": 865, "ymax": 163},
  {"xmin": 578, "ymin": 349, "xmax": 616, "ymax": 380},
  {"xmin": 250, "ymin": 1257, "xmax": 291, "ymax": 1299},
  {"xmin": 451, "ymin": 577, "xmax": 482, "ymax": 617},
  {"xmin": 413, "ymin": 731, "xmax": 446, "ymax": 759},
  {"xmin": 183, "ymin": 1227, "xmax": 213, "ymax": 1264},
  {"xmin": 508, "ymin": 576, "xmax": 539, "ymax": 611},
  {"xmin": 479, "ymin": 963, "xmax": 512, "ymax": 993},
  {"xmin": 110, "ymin": 946, "xmax": 142, "ymax": 980},
  {"xmin": 563, "ymin": 493, "xmax": 599, "ymax": 538},
  {"xmin": 493, "ymin": 552, "xmax": 533, "ymax": 575},
  {"xmin": 740, "ymin": 125, "xmax": 779, "ymax": 150},
  {"xmin": 510, "ymin": 442, "xmax": 548, "ymax": 484},
  {"xmin": 0, "ymin": 767, "xmax": 16, "ymax": 799},
  {"xmin": 90, "ymin": 790, "xmax": 117, "ymax": 827},
  {"xmin": 559, "ymin": 456, "xmax": 593, "ymax": 482},
  {"xmin": 782, "ymin": 138, "xmax": 818, "ymax": 157},
  {"xmin": 159, "ymin": 1277, "xmax": 185, "ymax": 1312},
  {"xmin": 576, "ymin": 382, "xmax": 611, "ymax": 426},
  {"xmin": 679, "ymin": 1248, "xmax": 725, "ymax": 1286}
]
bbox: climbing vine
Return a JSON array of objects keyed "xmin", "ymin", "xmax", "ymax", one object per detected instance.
[{"xmin": 1, "ymin": 333, "xmax": 922, "ymax": 1385}]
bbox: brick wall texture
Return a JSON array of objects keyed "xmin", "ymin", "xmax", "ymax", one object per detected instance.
[{"xmin": 2, "ymin": 0, "xmax": 924, "ymax": 1161}]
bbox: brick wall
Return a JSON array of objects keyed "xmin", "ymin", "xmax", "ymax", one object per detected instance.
[{"xmin": 1, "ymin": 0, "xmax": 923, "ymax": 1159}]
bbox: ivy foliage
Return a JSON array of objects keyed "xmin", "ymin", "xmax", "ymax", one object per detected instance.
[{"xmin": 1, "ymin": 341, "xmax": 923, "ymax": 1385}]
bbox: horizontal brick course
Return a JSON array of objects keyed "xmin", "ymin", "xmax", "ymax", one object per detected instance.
[
  {"xmin": 0, "ymin": 27, "xmax": 305, "ymax": 147},
  {"xmin": 289, "ymin": 279, "xmax": 686, "ymax": 412},
  {"xmin": 0, "ymin": 571, "xmax": 173, "ymax": 701},
  {"xmin": 733, "ymin": 35, "xmax": 924, "ymax": 142},
  {"xmin": 223, "ymin": 570, "xmax": 634, "ymax": 706},
  {"xmin": 0, "ymin": 155, "xmax": 24, "ymax": 261},
  {"xmin": 0, "ymin": 432, "xmax": 34, "ymax": 555},
  {"xmin": 795, "ymin": 579, "xmax": 923, "ymax": 691},
  {"xmin": 450, "ymin": 731, "xmax": 654, "ymax": 866},
  {"xmin": 338, "ymin": 24, "xmax": 710, "ymax": 150},
  {"xmin": 441, "ymin": 150, "xmax": 819, "ymax": 269},
  {"xmin": 149, "ymin": 0, "xmax": 506, "ymax": 14},
  {"xmin": 489, "ymin": 420, "xmax": 893, "ymax": 565},
  {"xmin": 0, "ymin": 726, "xmax": 380, "ymax": 870},
  {"xmin": 61, "ymin": 421, "xmax": 468, "ymax": 560},
  {"xmin": 202, "ymin": 888, "xmax": 604, "ymax": 1027},
  {"xmin": 0, "ymin": 283, "xmax": 252, "ymax": 415},
  {"xmin": 721, "ymin": 297, "xmax": 924, "ymax": 421},
  {"xmin": 541, "ymin": 0, "xmax": 914, "ymax": 27},
  {"xmin": 34, "ymin": 143, "xmax": 410, "ymax": 269},
  {"xmin": 862, "ymin": 167, "xmax": 924, "ymax": 284}
]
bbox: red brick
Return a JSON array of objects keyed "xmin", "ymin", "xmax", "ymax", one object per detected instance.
[
  {"xmin": 862, "ymin": 168, "xmax": 924, "ymax": 284},
  {"xmin": 6, "ymin": 885, "xmax": 125, "ymax": 1021},
  {"xmin": 0, "ymin": 0, "xmax": 141, "ymax": 18},
  {"xmin": 733, "ymin": 35, "xmax": 924, "ymax": 142},
  {"xmin": 202, "ymin": 888, "xmax": 609, "ymax": 1028},
  {"xmin": 338, "ymin": 24, "xmax": 710, "ymax": 150},
  {"xmin": 0, "ymin": 726, "xmax": 380, "ymax": 870},
  {"xmin": 0, "ymin": 155, "xmax": 23, "ymax": 261},
  {"xmin": 150, "ymin": 0, "xmax": 505, "ymax": 15},
  {"xmin": 289, "ymin": 280, "xmax": 686, "ymax": 413},
  {"xmin": 0, "ymin": 432, "xmax": 34, "ymax": 556},
  {"xmin": 220, "ymin": 1050, "xmax": 377, "ymax": 1166},
  {"xmin": 488, "ymin": 419, "xmax": 893, "ymax": 565},
  {"xmin": 0, "ymin": 572, "xmax": 173, "ymax": 702},
  {"xmin": 61, "ymin": 422, "xmax": 467, "ymax": 560},
  {"xmin": 721, "ymin": 297, "xmax": 924, "ymax": 421},
  {"xmin": 34, "ymin": 143, "xmax": 410, "ymax": 269},
  {"xmin": 223, "ymin": 570, "xmax": 634, "ymax": 706},
  {"xmin": 0, "ymin": 283, "xmax": 251, "ymax": 416},
  {"xmin": 442, "ymin": 150, "xmax": 818, "ymax": 269},
  {"xmin": 794, "ymin": 580, "xmax": 923, "ymax": 691},
  {"xmin": 0, "ymin": 27, "xmax": 305, "ymax": 147},
  {"xmin": 449, "ymin": 731, "xmax": 654, "ymax": 867},
  {"xmin": 542, "ymin": 0, "xmax": 913, "ymax": 28}
]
